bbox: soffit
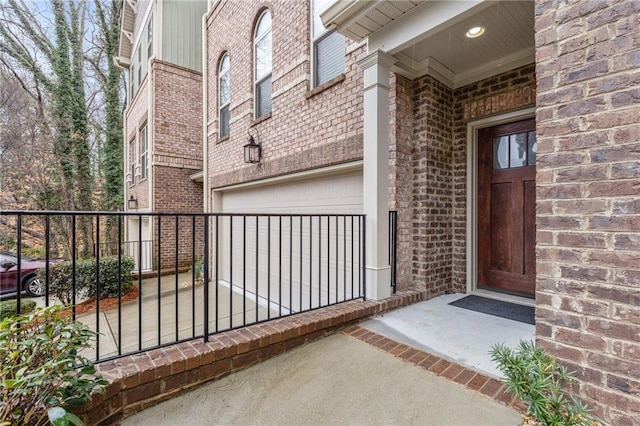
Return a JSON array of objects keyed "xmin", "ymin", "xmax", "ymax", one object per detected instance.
[
  {"xmin": 117, "ymin": 0, "xmax": 137, "ymax": 65},
  {"xmin": 323, "ymin": 1, "xmax": 535, "ymax": 88}
]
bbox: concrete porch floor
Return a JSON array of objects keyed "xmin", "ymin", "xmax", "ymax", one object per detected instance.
[{"xmin": 361, "ymin": 291, "xmax": 536, "ymax": 378}]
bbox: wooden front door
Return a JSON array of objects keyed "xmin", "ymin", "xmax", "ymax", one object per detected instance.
[{"xmin": 478, "ymin": 118, "xmax": 536, "ymax": 297}]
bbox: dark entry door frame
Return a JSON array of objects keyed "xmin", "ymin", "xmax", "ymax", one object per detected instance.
[{"xmin": 465, "ymin": 108, "xmax": 536, "ymax": 295}]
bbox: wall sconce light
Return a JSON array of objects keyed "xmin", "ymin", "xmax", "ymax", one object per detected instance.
[
  {"xmin": 128, "ymin": 195, "xmax": 138, "ymax": 210},
  {"xmin": 244, "ymin": 128, "xmax": 262, "ymax": 164}
]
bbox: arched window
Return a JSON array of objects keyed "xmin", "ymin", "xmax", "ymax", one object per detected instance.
[
  {"xmin": 254, "ymin": 10, "xmax": 272, "ymax": 118},
  {"xmin": 219, "ymin": 53, "xmax": 230, "ymax": 138}
]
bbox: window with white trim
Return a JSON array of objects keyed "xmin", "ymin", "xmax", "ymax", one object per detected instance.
[
  {"xmin": 140, "ymin": 124, "xmax": 148, "ymax": 180},
  {"xmin": 136, "ymin": 46, "xmax": 142, "ymax": 90},
  {"xmin": 128, "ymin": 137, "xmax": 136, "ymax": 184},
  {"xmin": 219, "ymin": 53, "xmax": 230, "ymax": 138},
  {"xmin": 147, "ymin": 14, "xmax": 153, "ymax": 59},
  {"xmin": 312, "ymin": 0, "xmax": 344, "ymax": 87},
  {"xmin": 254, "ymin": 10, "xmax": 272, "ymax": 118}
]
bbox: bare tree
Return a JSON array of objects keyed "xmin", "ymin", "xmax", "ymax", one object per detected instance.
[{"xmin": 0, "ymin": 0, "xmax": 124, "ymax": 257}]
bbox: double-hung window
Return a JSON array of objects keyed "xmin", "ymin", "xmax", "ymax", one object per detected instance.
[
  {"xmin": 219, "ymin": 53, "xmax": 230, "ymax": 138},
  {"xmin": 129, "ymin": 137, "xmax": 136, "ymax": 184},
  {"xmin": 254, "ymin": 10, "xmax": 272, "ymax": 118},
  {"xmin": 147, "ymin": 14, "xmax": 153, "ymax": 59},
  {"xmin": 140, "ymin": 124, "xmax": 148, "ymax": 180},
  {"xmin": 137, "ymin": 47, "xmax": 142, "ymax": 89},
  {"xmin": 312, "ymin": 0, "xmax": 345, "ymax": 87}
]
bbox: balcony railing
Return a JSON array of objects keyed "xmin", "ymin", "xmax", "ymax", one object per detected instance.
[{"xmin": 1, "ymin": 211, "xmax": 366, "ymax": 362}]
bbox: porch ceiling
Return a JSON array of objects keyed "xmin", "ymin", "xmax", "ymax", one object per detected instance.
[{"xmin": 322, "ymin": 1, "xmax": 535, "ymax": 88}]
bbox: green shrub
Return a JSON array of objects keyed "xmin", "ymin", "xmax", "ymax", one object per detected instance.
[
  {"xmin": 44, "ymin": 262, "xmax": 85, "ymax": 305},
  {"xmin": 85, "ymin": 256, "xmax": 135, "ymax": 299},
  {"xmin": 40, "ymin": 256, "xmax": 135, "ymax": 304},
  {"xmin": 0, "ymin": 306, "xmax": 107, "ymax": 425},
  {"xmin": 0, "ymin": 299, "xmax": 37, "ymax": 320},
  {"xmin": 490, "ymin": 340, "xmax": 598, "ymax": 426}
]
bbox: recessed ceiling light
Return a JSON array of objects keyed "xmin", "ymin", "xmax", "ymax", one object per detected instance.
[{"xmin": 466, "ymin": 26, "xmax": 485, "ymax": 38}]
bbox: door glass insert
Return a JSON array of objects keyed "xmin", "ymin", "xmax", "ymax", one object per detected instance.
[
  {"xmin": 493, "ymin": 130, "xmax": 537, "ymax": 169},
  {"xmin": 493, "ymin": 136, "xmax": 509, "ymax": 169},
  {"xmin": 510, "ymin": 133, "xmax": 527, "ymax": 167},
  {"xmin": 527, "ymin": 131, "xmax": 537, "ymax": 166}
]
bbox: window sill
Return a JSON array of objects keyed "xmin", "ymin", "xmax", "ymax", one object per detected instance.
[
  {"xmin": 251, "ymin": 112, "xmax": 272, "ymax": 126},
  {"xmin": 216, "ymin": 135, "xmax": 230, "ymax": 144},
  {"xmin": 305, "ymin": 74, "xmax": 345, "ymax": 99}
]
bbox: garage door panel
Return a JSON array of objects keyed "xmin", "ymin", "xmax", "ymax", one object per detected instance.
[
  {"xmin": 217, "ymin": 169, "xmax": 364, "ymax": 313},
  {"xmin": 220, "ymin": 170, "xmax": 363, "ymax": 214}
]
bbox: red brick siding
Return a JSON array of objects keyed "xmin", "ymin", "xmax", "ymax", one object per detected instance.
[
  {"xmin": 152, "ymin": 167, "xmax": 204, "ymax": 269},
  {"xmin": 535, "ymin": 0, "xmax": 640, "ymax": 423},
  {"xmin": 205, "ymin": 0, "xmax": 365, "ymax": 191},
  {"xmin": 389, "ymin": 74, "xmax": 414, "ymax": 291},
  {"xmin": 152, "ymin": 61, "xmax": 203, "ymax": 168},
  {"xmin": 150, "ymin": 61, "xmax": 204, "ymax": 269},
  {"xmin": 411, "ymin": 75, "xmax": 454, "ymax": 295}
]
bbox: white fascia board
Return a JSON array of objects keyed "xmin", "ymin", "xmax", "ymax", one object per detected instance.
[
  {"xmin": 369, "ymin": 0, "xmax": 493, "ymax": 55},
  {"xmin": 320, "ymin": 0, "xmax": 380, "ymax": 40}
]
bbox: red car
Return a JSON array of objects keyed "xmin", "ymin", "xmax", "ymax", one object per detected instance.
[{"xmin": 0, "ymin": 252, "xmax": 57, "ymax": 298}]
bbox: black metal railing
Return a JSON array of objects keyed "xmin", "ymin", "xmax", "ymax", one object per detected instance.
[
  {"xmin": 1, "ymin": 211, "xmax": 366, "ymax": 362},
  {"xmin": 389, "ymin": 210, "xmax": 398, "ymax": 293}
]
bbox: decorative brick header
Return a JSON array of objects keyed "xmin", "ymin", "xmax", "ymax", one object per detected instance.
[{"xmin": 463, "ymin": 83, "xmax": 536, "ymax": 121}]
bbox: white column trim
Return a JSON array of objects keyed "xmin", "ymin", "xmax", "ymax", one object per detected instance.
[{"xmin": 357, "ymin": 49, "xmax": 397, "ymax": 301}]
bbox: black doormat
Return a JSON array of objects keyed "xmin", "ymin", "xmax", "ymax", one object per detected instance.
[{"xmin": 449, "ymin": 295, "xmax": 535, "ymax": 325}]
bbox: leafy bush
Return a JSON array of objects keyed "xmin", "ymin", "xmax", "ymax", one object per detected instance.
[
  {"xmin": 84, "ymin": 256, "xmax": 135, "ymax": 299},
  {"xmin": 0, "ymin": 299, "xmax": 37, "ymax": 320},
  {"xmin": 40, "ymin": 256, "xmax": 135, "ymax": 304},
  {"xmin": 0, "ymin": 306, "xmax": 107, "ymax": 425},
  {"xmin": 490, "ymin": 340, "xmax": 598, "ymax": 426}
]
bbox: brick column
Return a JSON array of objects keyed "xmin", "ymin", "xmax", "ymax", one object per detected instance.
[
  {"xmin": 357, "ymin": 50, "xmax": 396, "ymax": 300},
  {"xmin": 535, "ymin": 1, "xmax": 640, "ymax": 423}
]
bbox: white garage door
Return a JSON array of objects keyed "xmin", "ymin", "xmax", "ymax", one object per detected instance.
[
  {"xmin": 219, "ymin": 169, "xmax": 363, "ymax": 214},
  {"xmin": 214, "ymin": 168, "xmax": 364, "ymax": 319}
]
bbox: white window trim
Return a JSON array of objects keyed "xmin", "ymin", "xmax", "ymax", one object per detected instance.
[
  {"xmin": 253, "ymin": 10, "xmax": 272, "ymax": 119},
  {"xmin": 147, "ymin": 13, "xmax": 153, "ymax": 59},
  {"xmin": 140, "ymin": 124, "xmax": 148, "ymax": 180},
  {"xmin": 219, "ymin": 53, "xmax": 230, "ymax": 138},
  {"xmin": 129, "ymin": 138, "xmax": 137, "ymax": 184}
]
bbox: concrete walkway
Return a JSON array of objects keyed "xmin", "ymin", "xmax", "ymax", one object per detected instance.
[{"xmin": 123, "ymin": 333, "xmax": 522, "ymax": 426}]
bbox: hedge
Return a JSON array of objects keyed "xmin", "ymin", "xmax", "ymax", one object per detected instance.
[
  {"xmin": 39, "ymin": 256, "xmax": 135, "ymax": 305},
  {"xmin": 0, "ymin": 299, "xmax": 37, "ymax": 320}
]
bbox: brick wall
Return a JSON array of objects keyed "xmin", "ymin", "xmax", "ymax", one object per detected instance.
[
  {"xmin": 151, "ymin": 61, "xmax": 204, "ymax": 269},
  {"xmin": 153, "ymin": 60, "xmax": 203, "ymax": 169},
  {"xmin": 389, "ymin": 74, "xmax": 414, "ymax": 290},
  {"xmin": 410, "ymin": 75, "xmax": 454, "ymax": 295},
  {"xmin": 152, "ymin": 167, "xmax": 204, "ymax": 268},
  {"xmin": 205, "ymin": 0, "xmax": 365, "ymax": 191},
  {"xmin": 535, "ymin": 0, "xmax": 640, "ymax": 423}
]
